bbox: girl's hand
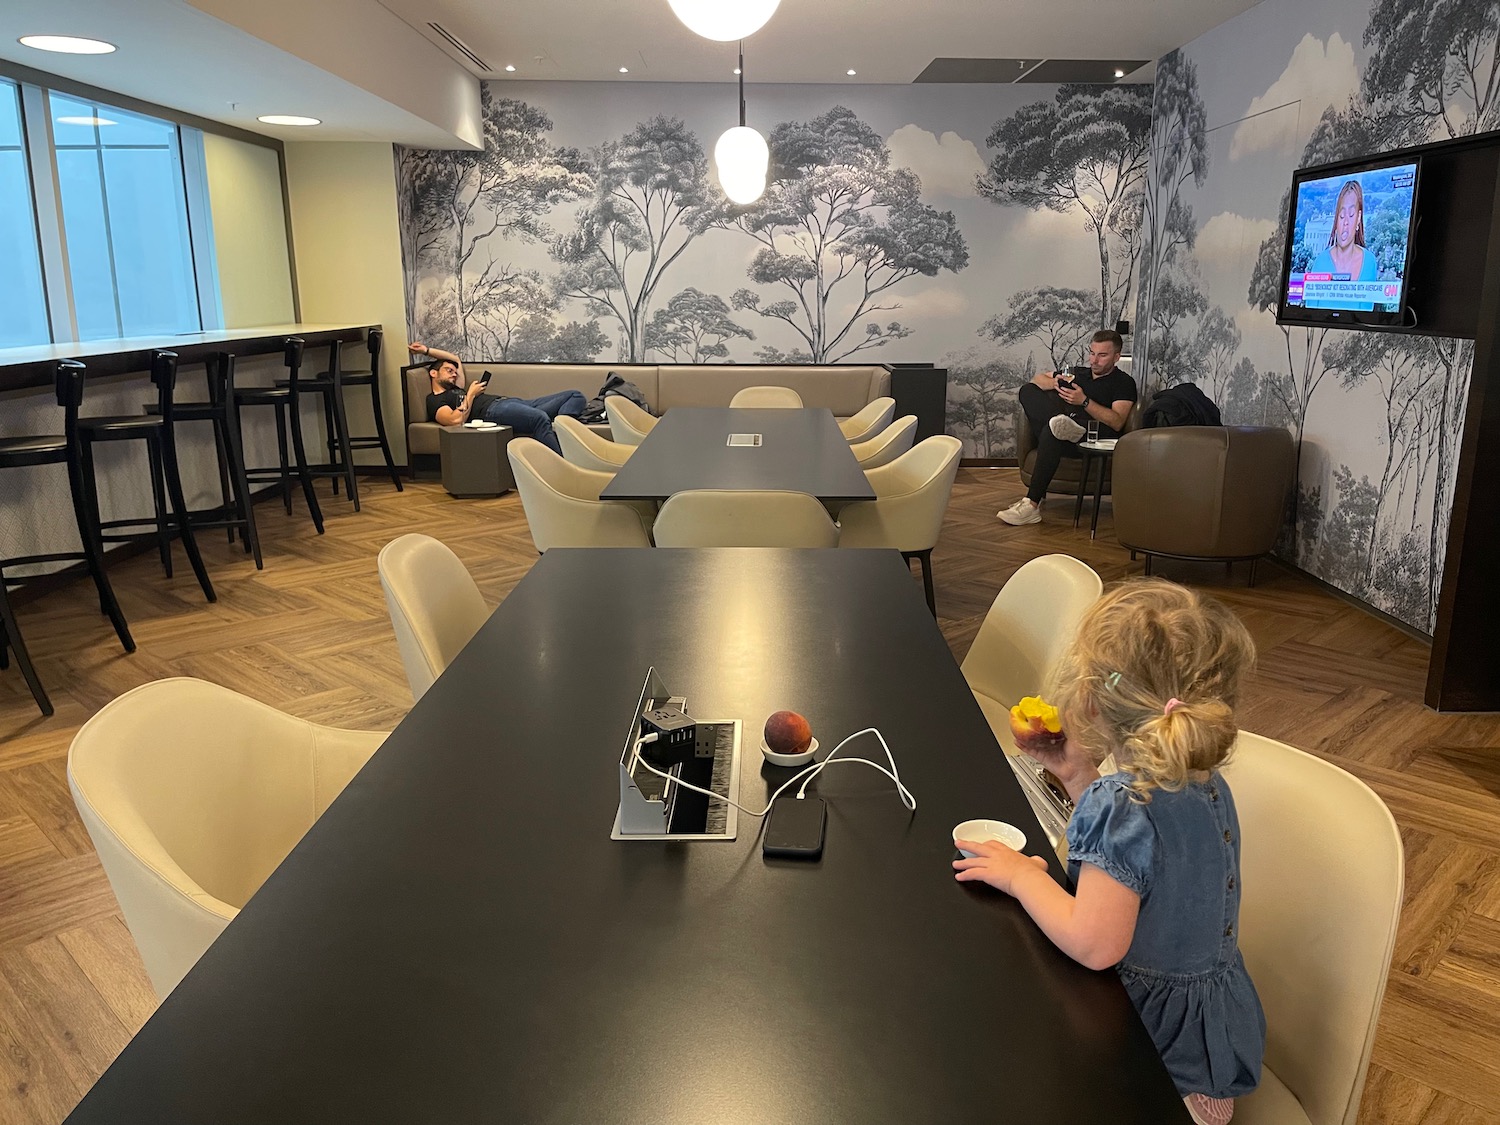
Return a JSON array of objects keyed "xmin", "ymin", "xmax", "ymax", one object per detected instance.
[
  {"xmin": 1019, "ymin": 734, "xmax": 1099, "ymax": 803},
  {"xmin": 953, "ymin": 839, "xmax": 1050, "ymax": 895}
]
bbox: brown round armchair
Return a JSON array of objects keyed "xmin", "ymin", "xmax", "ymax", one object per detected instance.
[{"xmin": 1111, "ymin": 426, "xmax": 1296, "ymax": 584}]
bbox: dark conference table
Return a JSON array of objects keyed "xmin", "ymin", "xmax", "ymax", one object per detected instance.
[
  {"xmin": 600, "ymin": 406, "xmax": 877, "ymax": 503},
  {"xmin": 64, "ymin": 549, "xmax": 1187, "ymax": 1125}
]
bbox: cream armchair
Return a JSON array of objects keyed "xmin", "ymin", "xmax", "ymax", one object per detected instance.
[
  {"xmin": 556, "ymin": 415, "xmax": 633, "ymax": 474},
  {"xmin": 377, "ymin": 533, "xmax": 489, "ymax": 701},
  {"xmin": 729, "ymin": 385, "xmax": 804, "ymax": 408},
  {"xmin": 67, "ymin": 678, "xmax": 387, "ymax": 999},
  {"xmin": 960, "ymin": 555, "xmax": 1102, "ymax": 752},
  {"xmin": 508, "ymin": 438, "xmax": 655, "ymax": 550},
  {"xmin": 850, "ymin": 415, "xmax": 918, "ymax": 469},
  {"xmin": 836, "ymin": 435, "xmax": 963, "ymax": 615},
  {"xmin": 653, "ymin": 489, "xmax": 840, "ymax": 547},
  {"xmin": 839, "ymin": 397, "xmax": 896, "ymax": 443},
  {"xmin": 1224, "ymin": 733, "xmax": 1403, "ymax": 1125},
  {"xmin": 605, "ymin": 397, "xmax": 657, "ymax": 446}
]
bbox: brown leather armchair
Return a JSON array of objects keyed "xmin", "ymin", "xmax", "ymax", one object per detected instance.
[
  {"xmin": 1015, "ymin": 402, "xmax": 1142, "ymax": 494},
  {"xmin": 1112, "ymin": 426, "xmax": 1295, "ymax": 583}
]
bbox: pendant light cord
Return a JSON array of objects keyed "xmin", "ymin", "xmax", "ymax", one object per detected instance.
[{"xmin": 739, "ymin": 42, "xmax": 746, "ymax": 127}]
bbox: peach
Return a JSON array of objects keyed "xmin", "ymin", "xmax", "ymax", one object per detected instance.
[{"xmin": 764, "ymin": 710, "xmax": 813, "ymax": 754}]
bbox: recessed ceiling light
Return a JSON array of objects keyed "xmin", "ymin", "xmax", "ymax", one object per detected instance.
[
  {"xmin": 1114, "ymin": 67, "xmax": 1126, "ymax": 78},
  {"xmin": 619, "ymin": 66, "xmax": 629, "ymax": 73},
  {"xmin": 504, "ymin": 64, "xmax": 516, "ymax": 72},
  {"xmin": 56, "ymin": 115, "xmax": 116, "ymax": 127},
  {"xmin": 19, "ymin": 34, "xmax": 116, "ymax": 54},
  {"xmin": 257, "ymin": 114, "xmax": 321, "ymax": 126},
  {"xmin": 846, "ymin": 68, "xmax": 857, "ymax": 76}
]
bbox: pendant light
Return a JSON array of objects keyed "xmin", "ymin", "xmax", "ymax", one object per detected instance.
[
  {"xmin": 714, "ymin": 44, "xmax": 768, "ymax": 205},
  {"xmin": 668, "ymin": 0, "xmax": 781, "ymax": 42}
]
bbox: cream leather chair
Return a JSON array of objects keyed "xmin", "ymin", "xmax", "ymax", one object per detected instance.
[
  {"xmin": 67, "ymin": 678, "xmax": 387, "ymax": 999},
  {"xmin": 508, "ymin": 438, "xmax": 655, "ymax": 550},
  {"xmin": 729, "ymin": 385, "xmax": 804, "ymax": 408},
  {"xmin": 839, "ymin": 397, "xmax": 896, "ymax": 442},
  {"xmin": 653, "ymin": 489, "xmax": 840, "ymax": 548},
  {"xmin": 961, "ymin": 555, "xmax": 1102, "ymax": 753},
  {"xmin": 556, "ymin": 415, "xmax": 633, "ymax": 474},
  {"xmin": 377, "ymin": 533, "xmax": 489, "ymax": 701},
  {"xmin": 1223, "ymin": 733, "xmax": 1403, "ymax": 1125},
  {"xmin": 836, "ymin": 435, "xmax": 963, "ymax": 615},
  {"xmin": 605, "ymin": 397, "xmax": 657, "ymax": 446},
  {"xmin": 850, "ymin": 415, "xmax": 918, "ymax": 469}
]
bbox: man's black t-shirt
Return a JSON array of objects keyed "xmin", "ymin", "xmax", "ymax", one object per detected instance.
[
  {"xmin": 1064, "ymin": 364, "xmax": 1138, "ymax": 412},
  {"xmin": 426, "ymin": 386, "xmax": 499, "ymax": 424}
]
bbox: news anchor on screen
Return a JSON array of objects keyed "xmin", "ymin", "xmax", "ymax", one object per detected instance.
[{"xmin": 1308, "ymin": 180, "xmax": 1378, "ymax": 283}]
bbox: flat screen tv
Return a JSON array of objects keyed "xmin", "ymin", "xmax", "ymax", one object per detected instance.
[{"xmin": 1277, "ymin": 156, "xmax": 1420, "ymax": 329}]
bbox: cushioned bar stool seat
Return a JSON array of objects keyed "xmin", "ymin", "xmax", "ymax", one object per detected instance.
[
  {"xmin": 77, "ymin": 350, "xmax": 215, "ymax": 603},
  {"xmin": 0, "ymin": 359, "xmax": 137, "ymax": 716}
]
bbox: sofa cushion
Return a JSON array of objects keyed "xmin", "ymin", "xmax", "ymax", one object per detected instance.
[
  {"xmin": 478, "ymin": 364, "xmax": 660, "ymax": 411},
  {"xmin": 658, "ymin": 365, "xmax": 887, "ymax": 415}
]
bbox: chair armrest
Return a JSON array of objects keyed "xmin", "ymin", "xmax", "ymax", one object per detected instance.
[{"xmin": 1015, "ymin": 405, "xmax": 1033, "ymax": 463}]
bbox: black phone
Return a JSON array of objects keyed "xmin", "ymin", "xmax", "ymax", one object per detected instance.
[{"xmin": 763, "ymin": 797, "xmax": 826, "ymax": 859}]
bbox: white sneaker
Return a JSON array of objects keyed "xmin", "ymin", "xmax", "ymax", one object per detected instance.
[
  {"xmin": 1049, "ymin": 414, "xmax": 1086, "ymax": 442},
  {"xmin": 997, "ymin": 498, "xmax": 1042, "ymax": 525}
]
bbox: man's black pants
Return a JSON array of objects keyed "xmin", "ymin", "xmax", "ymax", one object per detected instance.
[{"xmin": 1018, "ymin": 382, "xmax": 1087, "ymax": 504}]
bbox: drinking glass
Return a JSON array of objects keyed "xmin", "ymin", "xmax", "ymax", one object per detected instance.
[{"xmin": 1085, "ymin": 419, "xmax": 1100, "ymax": 444}]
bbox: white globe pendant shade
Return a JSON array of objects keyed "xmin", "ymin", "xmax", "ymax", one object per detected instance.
[
  {"xmin": 715, "ymin": 125, "xmax": 769, "ymax": 204},
  {"xmin": 668, "ymin": 0, "xmax": 781, "ymax": 42}
]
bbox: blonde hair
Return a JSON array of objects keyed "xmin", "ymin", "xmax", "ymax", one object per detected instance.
[{"xmin": 1045, "ymin": 578, "xmax": 1256, "ymax": 796}]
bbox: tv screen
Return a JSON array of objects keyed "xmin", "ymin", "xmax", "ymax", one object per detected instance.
[{"xmin": 1278, "ymin": 158, "xmax": 1419, "ymax": 328}]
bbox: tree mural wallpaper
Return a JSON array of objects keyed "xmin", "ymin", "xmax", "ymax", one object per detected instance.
[
  {"xmin": 1136, "ymin": 0, "xmax": 1500, "ymax": 633},
  {"xmin": 394, "ymin": 80, "xmax": 1154, "ymax": 461}
]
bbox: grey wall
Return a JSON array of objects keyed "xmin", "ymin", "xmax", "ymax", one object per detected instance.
[
  {"xmin": 1136, "ymin": 0, "xmax": 1499, "ymax": 633},
  {"xmin": 394, "ymin": 79, "xmax": 1152, "ymax": 456}
]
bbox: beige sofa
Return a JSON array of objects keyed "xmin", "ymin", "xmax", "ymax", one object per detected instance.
[{"xmin": 402, "ymin": 362, "xmax": 893, "ymax": 462}]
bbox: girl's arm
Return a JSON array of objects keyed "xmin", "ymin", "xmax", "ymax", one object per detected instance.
[{"xmin": 954, "ymin": 846, "xmax": 1140, "ymax": 971}]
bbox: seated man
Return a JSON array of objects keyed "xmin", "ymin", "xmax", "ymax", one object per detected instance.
[
  {"xmin": 411, "ymin": 342, "xmax": 585, "ymax": 456},
  {"xmin": 998, "ymin": 329, "xmax": 1136, "ymax": 526}
]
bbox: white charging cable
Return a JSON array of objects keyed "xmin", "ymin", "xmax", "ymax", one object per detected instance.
[{"xmin": 632, "ymin": 726, "xmax": 916, "ymax": 819}]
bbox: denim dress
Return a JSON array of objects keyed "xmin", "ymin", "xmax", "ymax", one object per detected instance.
[{"xmin": 1066, "ymin": 771, "xmax": 1266, "ymax": 1099}]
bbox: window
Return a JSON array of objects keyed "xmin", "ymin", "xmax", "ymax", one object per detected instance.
[
  {"xmin": 0, "ymin": 78, "xmax": 216, "ymax": 348},
  {"xmin": 0, "ymin": 80, "xmax": 50, "ymax": 349}
]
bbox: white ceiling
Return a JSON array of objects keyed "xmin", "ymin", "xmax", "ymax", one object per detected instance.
[
  {"xmin": 0, "ymin": 0, "xmax": 1263, "ymax": 150},
  {"xmin": 382, "ymin": 0, "xmax": 1262, "ymax": 83}
]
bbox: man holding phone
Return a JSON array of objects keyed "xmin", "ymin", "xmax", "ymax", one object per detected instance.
[
  {"xmin": 998, "ymin": 329, "xmax": 1136, "ymax": 526},
  {"xmin": 413, "ymin": 342, "xmax": 586, "ymax": 456}
]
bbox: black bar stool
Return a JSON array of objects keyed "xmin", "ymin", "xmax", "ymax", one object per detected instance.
[
  {"xmin": 283, "ymin": 339, "xmax": 359, "ymax": 509},
  {"xmin": 154, "ymin": 352, "xmax": 262, "ymax": 569},
  {"xmin": 77, "ymin": 350, "xmax": 215, "ymax": 603},
  {"xmin": 306, "ymin": 329, "xmax": 404, "ymax": 496},
  {"xmin": 0, "ymin": 359, "xmax": 137, "ymax": 715},
  {"xmin": 237, "ymin": 337, "xmax": 325, "ymax": 535}
]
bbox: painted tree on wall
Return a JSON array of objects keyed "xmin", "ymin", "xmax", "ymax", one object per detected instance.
[
  {"xmin": 944, "ymin": 350, "xmax": 1027, "ymax": 457},
  {"xmin": 509, "ymin": 316, "xmax": 611, "ymax": 363},
  {"xmin": 978, "ymin": 84, "xmax": 1152, "ymax": 330},
  {"xmin": 729, "ymin": 106, "xmax": 968, "ymax": 363},
  {"xmin": 979, "ymin": 286, "xmax": 1096, "ymax": 371},
  {"xmin": 464, "ymin": 268, "xmax": 556, "ymax": 360},
  {"xmin": 1139, "ymin": 51, "xmax": 1209, "ymax": 388},
  {"xmin": 552, "ymin": 116, "xmax": 723, "ymax": 362},
  {"xmin": 1192, "ymin": 307, "xmax": 1243, "ymax": 405},
  {"xmin": 1363, "ymin": 0, "xmax": 1500, "ymax": 139},
  {"xmin": 643, "ymin": 288, "xmax": 754, "ymax": 362}
]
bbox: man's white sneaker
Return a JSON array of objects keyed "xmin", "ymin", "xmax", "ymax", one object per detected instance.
[
  {"xmin": 997, "ymin": 498, "xmax": 1042, "ymax": 525},
  {"xmin": 1049, "ymin": 414, "xmax": 1086, "ymax": 442}
]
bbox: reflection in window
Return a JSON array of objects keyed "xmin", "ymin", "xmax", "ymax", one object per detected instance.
[
  {"xmin": 51, "ymin": 93, "xmax": 201, "ymax": 340},
  {"xmin": 0, "ymin": 80, "xmax": 51, "ymax": 348}
]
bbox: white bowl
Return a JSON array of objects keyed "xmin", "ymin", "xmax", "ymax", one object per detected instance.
[
  {"xmin": 953, "ymin": 819, "xmax": 1027, "ymax": 857},
  {"xmin": 761, "ymin": 735, "xmax": 819, "ymax": 767}
]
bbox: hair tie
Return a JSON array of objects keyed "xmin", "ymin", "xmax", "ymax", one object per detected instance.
[
  {"xmin": 1164, "ymin": 698, "xmax": 1183, "ymax": 716},
  {"xmin": 1105, "ymin": 672, "xmax": 1122, "ymax": 691}
]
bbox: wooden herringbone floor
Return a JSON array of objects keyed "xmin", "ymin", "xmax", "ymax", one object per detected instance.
[{"xmin": 1, "ymin": 470, "xmax": 1498, "ymax": 1124}]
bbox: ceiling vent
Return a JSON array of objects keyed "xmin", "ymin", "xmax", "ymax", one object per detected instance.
[{"xmin": 428, "ymin": 22, "xmax": 491, "ymax": 73}]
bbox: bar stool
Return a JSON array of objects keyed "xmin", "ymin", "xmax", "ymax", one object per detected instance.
[
  {"xmin": 154, "ymin": 352, "xmax": 262, "ymax": 569},
  {"xmin": 278, "ymin": 339, "xmax": 358, "ymax": 509},
  {"xmin": 79, "ymin": 350, "xmax": 215, "ymax": 603},
  {"xmin": 237, "ymin": 338, "xmax": 325, "ymax": 535},
  {"xmin": 0, "ymin": 359, "xmax": 137, "ymax": 716},
  {"xmin": 310, "ymin": 329, "xmax": 404, "ymax": 495}
]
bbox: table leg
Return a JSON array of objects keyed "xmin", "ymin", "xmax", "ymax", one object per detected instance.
[
  {"xmin": 1091, "ymin": 454, "xmax": 1108, "ymax": 540},
  {"xmin": 1073, "ymin": 453, "xmax": 1088, "ymax": 528}
]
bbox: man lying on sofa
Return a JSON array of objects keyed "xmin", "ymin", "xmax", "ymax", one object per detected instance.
[
  {"xmin": 998, "ymin": 329, "xmax": 1137, "ymax": 527},
  {"xmin": 410, "ymin": 342, "xmax": 586, "ymax": 456}
]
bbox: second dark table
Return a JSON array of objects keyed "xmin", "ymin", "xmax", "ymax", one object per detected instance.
[{"xmin": 600, "ymin": 407, "xmax": 877, "ymax": 503}]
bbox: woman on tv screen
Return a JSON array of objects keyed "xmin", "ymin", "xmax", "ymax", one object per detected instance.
[{"xmin": 1307, "ymin": 180, "xmax": 1377, "ymax": 283}]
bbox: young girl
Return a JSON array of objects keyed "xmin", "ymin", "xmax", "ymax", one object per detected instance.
[{"xmin": 955, "ymin": 579, "xmax": 1265, "ymax": 1125}]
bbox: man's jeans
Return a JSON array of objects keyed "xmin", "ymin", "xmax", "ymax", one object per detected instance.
[{"xmin": 478, "ymin": 390, "xmax": 586, "ymax": 455}]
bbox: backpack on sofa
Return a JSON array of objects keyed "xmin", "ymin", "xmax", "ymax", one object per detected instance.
[
  {"xmin": 1143, "ymin": 382, "xmax": 1222, "ymax": 428},
  {"xmin": 580, "ymin": 372, "xmax": 653, "ymax": 425}
]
